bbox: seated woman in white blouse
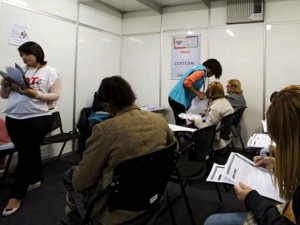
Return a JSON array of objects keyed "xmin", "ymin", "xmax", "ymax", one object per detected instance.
[{"xmin": 189, "ymin": 81, "xmax": 234, "ymax": 151}]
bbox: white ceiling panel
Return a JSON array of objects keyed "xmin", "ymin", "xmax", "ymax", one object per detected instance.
[
  {"xmin": 81, "ymin": 0, "xmax": 207, "ymax": 13},
  {"xmin": 153, "ymin": 0, "xmax": 203, "ymax": 7},
  {"xmin": 96, "ymin": 0, "xmax": 150, "ymax": 12},
  {"xmin": 81, "ymin": 0, "xmax": 283, "ymax": 14}
]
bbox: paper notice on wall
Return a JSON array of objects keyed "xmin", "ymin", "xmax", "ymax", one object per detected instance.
[
  {"xmin": 9, "ymin": 23, "xmax": 30, "ymax": 46},
  {"xmin": 171, "ymin": 35, "xmax": 200, "ymax": 79}
]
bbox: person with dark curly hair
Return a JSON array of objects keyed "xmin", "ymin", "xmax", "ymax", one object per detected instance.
[
  {"xmin": 63, "ymin": 76, "xmax": 177, "ymax": 225},
  {"xmin": 168, "ymin": 58, "xmax": 222, "ymax": 125}
]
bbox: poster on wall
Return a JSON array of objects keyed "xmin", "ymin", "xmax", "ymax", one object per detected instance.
[
  {"xmin": 171, "ymin": 35, "xmax": 200, "ymax": 80},
  {"xmin": 9, "ymin": 23, "xmax": 30, "ymax": 46}
]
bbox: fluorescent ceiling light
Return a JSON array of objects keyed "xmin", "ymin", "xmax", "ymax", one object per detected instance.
[{"xmin": 226, "ymin": 28, "xmax": 234, "ymax": 36}]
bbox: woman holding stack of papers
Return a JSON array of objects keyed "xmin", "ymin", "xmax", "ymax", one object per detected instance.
[
  {"xmin": 0, "ymin": 41, "xmax": 61, "ymax": 216},
  {"xmin": 204, "ymin": 85, "xmax": 300, "ymax": 225}
]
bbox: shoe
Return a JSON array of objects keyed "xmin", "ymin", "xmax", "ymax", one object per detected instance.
[
  {"xmin": 2, "ymin": 201, "xmax": 21, "ymax": 216},
  {"xmin": 28, "ymin": 181, "xmax": 42, "ymax": 191}
]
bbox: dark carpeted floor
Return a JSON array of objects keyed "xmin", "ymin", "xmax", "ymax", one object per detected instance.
[{"xmin": 0, "ymin": 149, "xmax": 254, "ymax": 225}]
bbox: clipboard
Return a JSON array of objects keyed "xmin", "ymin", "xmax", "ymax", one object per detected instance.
[{"xmin": 0, "ymin": 63, "xmax": 29, "ymax": 89}]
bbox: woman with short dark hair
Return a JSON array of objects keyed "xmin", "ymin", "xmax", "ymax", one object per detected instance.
[{"xmin": 0, "ymin": 41, "xmax": 61, "ymax": 216}]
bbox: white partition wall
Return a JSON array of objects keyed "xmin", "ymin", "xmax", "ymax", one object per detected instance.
[
  {"xmin": 121, "ymin": 34, "xmax": 161, "ymax": 106},
  {"xmin": 76, "ymin": 26, "xmax": 122, "ymax": 118},
  {"xmin": 265, "ymin": 23, "xmax": 300, "ymax": 111},
  {"xmin": 76, "ymin": 2, "xmax": 122, "ymax": 120},
  {"xmin": 210, "ymin": 24, "xmax": 264, "ymax": 141}
]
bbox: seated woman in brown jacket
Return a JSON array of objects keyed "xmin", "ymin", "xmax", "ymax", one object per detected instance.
[{"xmin": 64, "ymin": 76, "xmax": 177, "ymax": 225}]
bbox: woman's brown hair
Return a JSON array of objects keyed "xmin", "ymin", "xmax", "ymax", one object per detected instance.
[
  {"xmin": 267, "ymin": 85, "xmax": 300, "ymax": 200},
  {"xmin": 205, "ymin": 81, "xmax": 225, "ymax": 101},
  {"xmin": 228, "ymin": 79, "xmax": 243, "ymax": 94}
]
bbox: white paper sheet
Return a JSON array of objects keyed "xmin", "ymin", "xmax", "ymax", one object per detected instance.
[
  {"xmin": 140, "ymin": 105, "xmax": 168, "ymax": 112},
  {"xmin": 207, "ymin": 152, "xmax": 285, "ymax": 203},
  {"xmin": 247, "ymin": 133, "xmax": 272, "ymax": 148},
  {"xmin": 178, "ymin": 112, "xmax": 202, "ymax": 121},
  {"xmin": 168, "ymin": 124, "xmax": 197, "ymax": 132}
]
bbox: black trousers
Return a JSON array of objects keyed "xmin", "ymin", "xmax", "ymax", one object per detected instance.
[
  {"xmin": 168, "ymin": 97, "xmax": 187, "ymax": 126},
  {"xmin": 6, "ymin": 115, "xmax": 53, "ymax": 199}
]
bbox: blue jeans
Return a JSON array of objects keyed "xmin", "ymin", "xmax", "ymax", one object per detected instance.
[{"xmin": 204, "ymin": 212, "xmax": 248, "ymax": 225}]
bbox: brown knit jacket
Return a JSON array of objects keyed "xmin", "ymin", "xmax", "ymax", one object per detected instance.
[{"xmin": 72, "ymin": 105, "xmax": 177, "ymax": 225}]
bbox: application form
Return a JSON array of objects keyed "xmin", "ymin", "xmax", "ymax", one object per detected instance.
[{"xmin": 207, "ymin": 152, "xmax": 285, "ymax": 203}]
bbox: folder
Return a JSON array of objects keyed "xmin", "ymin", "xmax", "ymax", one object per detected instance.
[{"xmin": 0, "ymin": 63, "xmax": 29, "ymax": 89}]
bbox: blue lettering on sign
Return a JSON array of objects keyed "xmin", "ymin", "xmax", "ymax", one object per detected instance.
[{"xmin": 174, "ymin": 61, "xmax": 195, "ymax": 66}]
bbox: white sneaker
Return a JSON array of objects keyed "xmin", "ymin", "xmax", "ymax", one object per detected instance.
[{"xmin": 28, "ymin": 181, "xmax": 42, "ymax": 191}]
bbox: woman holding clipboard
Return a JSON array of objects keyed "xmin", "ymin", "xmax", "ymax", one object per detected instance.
[{"xmin": 0, "ymin": 41, "xmax": 61, "ymax": 216}]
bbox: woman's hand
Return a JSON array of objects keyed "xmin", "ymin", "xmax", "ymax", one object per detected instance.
[
  {"xmin": 197, "ymin": 91, "xmax": 205, "ymax": 100},
  {"xmin": 188, "ymin": 117, "xmax": 196, "ymax": 123},
  {"xmin": 23, "ymin": 88, "xmax": 38, "ymax": 99},
  {"xmin": 253, "ymin": 156, "xmax": 275, "ymax": 170},
  {"xmin": 16, "ymin": 87, "xmax": 38, "ymax": 99},
  {"xmin": 234, "ymin": 182, "xmax": 252, "ymax": 201},
  {"xmin": 0, "ymin": 79, "xmax": 11, "ymax": 88},
  {"xmin": 10, "ymin": 83, "xmax": 23, "ymax": 93}
]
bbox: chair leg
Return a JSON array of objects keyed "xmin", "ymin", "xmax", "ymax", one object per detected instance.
[
  {"xmin": 166, "ymin": 191, "xmax": 177, "ymax": 225},
  {"xmin": 239, "ymin": 134, "xmax": 245, "ymax": 151},
  {"xmin": 56, "ymin": 142, "xmax": 67, "ymax": 162},
  {"xmin": 2, "ymin": 153, "xmax": 14, "ymax": 178},
  {"xmin": 230, "ymin": 141, "xmax": 235, "ymax": 152},
  {"xmin": 179, "ymin": 181, "xmax": 197, "ymax": 225}
]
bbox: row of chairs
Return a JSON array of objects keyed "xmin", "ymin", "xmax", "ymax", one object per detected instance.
[{"xmin": 166, "ymin": 107, "xmax": 247, "ymax": 224}]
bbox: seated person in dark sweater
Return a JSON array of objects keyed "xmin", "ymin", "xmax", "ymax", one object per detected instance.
[{"xmin": 225, "ymin": 79, "xmax": 247, "ymax": 111}]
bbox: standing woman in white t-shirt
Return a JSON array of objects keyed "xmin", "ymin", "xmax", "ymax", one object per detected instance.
[{"xmin": 0, "ymin": 41, "xmax": 61, "ymax": 216}]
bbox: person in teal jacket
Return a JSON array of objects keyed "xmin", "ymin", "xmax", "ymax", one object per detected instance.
[{"xmin": 168, "ymin": 58, "xmax": 222, "ymax": 125}]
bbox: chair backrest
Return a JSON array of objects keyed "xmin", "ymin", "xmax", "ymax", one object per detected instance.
[
  {"xmin": 190, "ymin": 124, "xmax": 216, "ymax": 161},
  {"xmin": 49, "ymin": 111, "xmax": 63, "ymax": 133},
  {"xmin": 176, "ymin": 124, "xmax": 216, "ymax": 179},
  {"xmin": 232, "ymin": 107, "xmax": 246, "ymax": 127},
  {"xmin": 106, "ymin": 142, "xmax": 177, "ymax": 212},
  {"xmin": 220, "ymin": 113, "xmax": 234, "ymax": 141}
]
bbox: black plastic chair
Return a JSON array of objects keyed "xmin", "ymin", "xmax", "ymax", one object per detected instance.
[
  {"xmin": 0, "ymin": 143, "xmax": 16, "ymax": 178},
  {"xmin": 219, "ymin": 113, "xmax": 234, "ymax": 142},
  {"xmin": 76, "ymin": 107, "xmax": 92, "ymax": 157},
  {"xmin": 62, "ymin": 142, "xmax": 178, "ymax": 225},
  {"xmin": 42, "ymin": 111, "xmax": 80, "ymax": 162},
  {"xmin": 168, "ymin": 124, "xmax": 223, "ymax": 225},
  {"xmin": 231, "ymin": 107, "xmax": 247, "ymax": 151}
]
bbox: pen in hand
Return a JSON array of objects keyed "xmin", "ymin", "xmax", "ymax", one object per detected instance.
[{"xmin": 253, "ymin": 155, "xmax": 275, "ymax": 170}]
